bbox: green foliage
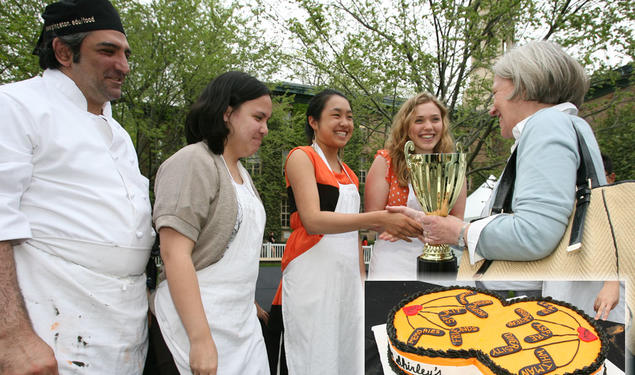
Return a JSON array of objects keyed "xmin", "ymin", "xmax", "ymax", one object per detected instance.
[
  {"xmin": 0, "ymin": 0, "xmax": 55, "ymax": 83},
  {"xmin": 583, "ymin": 78, "xmax": 635, "ymax": 180},
  {"xmin": 256, "ymin": 0, "xmax": 633, "ymax": 193},
  {"xmin": 110, "ymin": 0, "xmax": 283, "ymax": 192},
  {"xmin": 595, "ymin": 105, "xmax": 635, "ymax": 181},
  {"xmin": 250, "ymin": 93, "xmax": 306, "ymax": 240}
]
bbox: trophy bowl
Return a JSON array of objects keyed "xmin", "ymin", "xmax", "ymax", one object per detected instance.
[{"xmin": 404, "ymin": 140, "xmax": 467, "ymax": 278}]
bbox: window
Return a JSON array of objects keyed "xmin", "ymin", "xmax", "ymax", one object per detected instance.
[
  {"xmin": 281, "ymin": 149, "xmax": 289, "ymax": 173},
  {"xmin": 244, "ymin": 153, "xmax": 261, "ymax": 176},
  {"xmin": 359, "ymin": 156, "xmax": 367, "ymax": 184},
  {"xmin": 359, "ymin": 125, "xmax": 369, "ymax": 142},
  {"xmin": 281, "ymin": 196, "xmax": 290, "ymax": 228},
  {"xmin": 359, "ymin": 169, "xmax": 367, "ymax": 184}
]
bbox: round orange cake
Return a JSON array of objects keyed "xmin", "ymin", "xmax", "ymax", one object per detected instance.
[{"xmin": 387, "ymin": 286, "xmax": 607, "ymax": 375}]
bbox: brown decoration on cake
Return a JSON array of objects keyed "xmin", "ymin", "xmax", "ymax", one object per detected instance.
[
  {"xmin": 456, "ymin": 290, "xmax": 477, "ymax": 304},
  {"xmin": 536, "ymin": 301, "xmax": 558, "ymax": 316},
  {"xmin": 407, "ymin": 327, "xmax": 445, "ymax": 345},
  {"xmin": 524, "ymin": 322, "xmax": 554, "ymax": 343},
  {"xmin": 465, "ymin": 300, "xmax": 493, "ymax": 318},
  {"xmin": 506, "ymin": 308, "xmax": 535, "ymax": 328},
  {"xmin": 490, "ymin": 332, "xmax": 522, "ymax": 358},
  {"xmin": 448, "ymin": 326, "xmax": 479, "ymax": 346},
  {"xmin": 518, "ymin": 347, "xmax": 557, "ymax": 375},
  {"xmin": 438, "ymin": 308, "xmax": 467, "ymax": 327}
]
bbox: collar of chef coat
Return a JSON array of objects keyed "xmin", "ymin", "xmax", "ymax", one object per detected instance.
[{"xmin": 42, "ymin": 68, "xmax": 113, "ymax": 117}]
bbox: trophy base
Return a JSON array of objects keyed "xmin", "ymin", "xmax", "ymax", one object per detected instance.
[{"xmin": 417, "ymin": 254, "xmax": 457, "ymax": 281}]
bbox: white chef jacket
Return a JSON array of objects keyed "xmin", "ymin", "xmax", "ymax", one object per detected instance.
[{"xmin": 0, "ymin": 69, "xmax": 154, "ymax": 261}]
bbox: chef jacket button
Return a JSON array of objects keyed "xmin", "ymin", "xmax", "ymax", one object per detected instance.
[{"xmin": 136, "ymin": 231, "xmax": 143, "ymax": 238}]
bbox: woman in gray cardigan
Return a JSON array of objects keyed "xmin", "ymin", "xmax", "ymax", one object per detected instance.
[{"xmin": 150, "ymin": 71, "xmax": 272, "ymax": 375}]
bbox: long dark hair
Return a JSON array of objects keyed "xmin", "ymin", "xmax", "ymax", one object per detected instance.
[
  {"xmin": 185, "ymin": 71, "xmax": 271, "ymax": 154},
  {"xmin": 304, "ymin": 89, "xmax": 350, "ymax": 145}
]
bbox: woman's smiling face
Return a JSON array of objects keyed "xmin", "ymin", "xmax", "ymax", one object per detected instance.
[
  {"xmin": 408, "ymin": 101, "xmax": 443, "ymax": 154},
  {"xmin": 310, "ymin": 94, "xmax": 354, "ymax": 149}
]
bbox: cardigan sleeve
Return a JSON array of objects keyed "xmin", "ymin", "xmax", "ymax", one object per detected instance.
[
  {"xmin": 153, "ymin": 144, "xmax": 218, "ymax": 242},
  {"xmin": 475, "ymin": 109, "xmax": 582, "ymax": 260}
]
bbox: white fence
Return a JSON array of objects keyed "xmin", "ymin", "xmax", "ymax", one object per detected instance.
[
  {"xmin": 261, "ymin": 243, "xmax": 374, "ymax": 264},
  {"xmin": 260, "ymin": 243, "xmax": 286, "ymax": 260}
]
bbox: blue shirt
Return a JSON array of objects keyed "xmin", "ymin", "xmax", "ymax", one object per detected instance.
[{"xmin": 476, "ymin": 106, "xmax": 606, "ymax": 260}]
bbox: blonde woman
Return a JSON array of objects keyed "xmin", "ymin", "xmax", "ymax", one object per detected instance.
[{"xmin": 365, "ymin": 93, "xmax": 466, "ymax": 280}]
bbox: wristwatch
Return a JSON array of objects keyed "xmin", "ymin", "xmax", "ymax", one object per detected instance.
[{"xmin": 457, "ymin": 222, "xmax": 468, "ymax": 248}]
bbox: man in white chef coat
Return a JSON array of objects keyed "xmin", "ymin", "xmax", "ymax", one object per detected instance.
[{"xmin": 0, "ymin": 0, "xmax": 154, "ymax": 374}]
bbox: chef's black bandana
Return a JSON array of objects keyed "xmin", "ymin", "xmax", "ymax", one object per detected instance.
[{"xmin": 33, "ymin": 0, "xmax": 125, "ymax": 55}]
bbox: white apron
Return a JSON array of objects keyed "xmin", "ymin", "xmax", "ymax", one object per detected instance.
[
  {"xmin": 154, "ymin": 164, "xmax": 268, "ymax": 374},
  {"xmin": 367, "ymin": 185, "xmax": 425, "ymax": 280},
  {"xmin": 282, "ymin": 144, "xmax": 363, "ymax": 375},
  {"xmin": 14, "ymin": 238, "xmax": 150, "ymax": 374}
]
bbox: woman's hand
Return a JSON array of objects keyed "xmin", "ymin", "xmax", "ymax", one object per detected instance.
[
  {"xmin": 379, "ymin": 210, "xmax": 423, "ymax": 242},
  {"xmin": 160, "ymin": 227, "xmax": 218, "ymax": 375},
  {"xmin": 189, "ymin": 336, "xmax": 218, "ymax": 375},
  {"xmin": 386, "ymin": 206, "xmax": 465, "ymax": 245},
  {"xmin": 593, "ymin": 281, "xmax": 620, "ymax": 320},
  {"xmin": 384, "ymin": 206, "xmax": 425, "ymax": 221},
  {"xmin": 255, "ymin": 302, "xmax": 270, "ymax": 325}
]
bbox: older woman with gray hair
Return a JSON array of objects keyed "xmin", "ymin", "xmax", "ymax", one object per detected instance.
[{"xmin": 389, "ymin": 40, "xmax": 606, "ymax": 266}]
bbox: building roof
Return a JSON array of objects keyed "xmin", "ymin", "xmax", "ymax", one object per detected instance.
[{"xmin": 585, "ymin": 63, "xmax": 633, "ymax": 101}]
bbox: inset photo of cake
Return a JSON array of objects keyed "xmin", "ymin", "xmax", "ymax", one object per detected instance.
[{"xmin": 365, "ymin": 280, "xmax": 626, "ymax": 375}]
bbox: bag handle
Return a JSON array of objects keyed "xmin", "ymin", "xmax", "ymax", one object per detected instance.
[
  {"xmin": 490, "ymin": 149, "xmax": 517, "ymax": 214},
  {"xmin": 568, "ymin": 124, "xmax": 600, "ymax": 250}
]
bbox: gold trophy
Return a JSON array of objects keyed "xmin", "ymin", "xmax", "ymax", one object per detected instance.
[{"xmin": 404, "ymin": 140, "xmax": 467, "ymax": 279}]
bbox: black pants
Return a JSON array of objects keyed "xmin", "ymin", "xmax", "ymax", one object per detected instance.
[
  {"xmin": 263, "ymin": 305, "xmax": 288, "ymax": 375},
  {"xmin": 143, "ymin": 313, "xmax": 179, "ymax": 375}
]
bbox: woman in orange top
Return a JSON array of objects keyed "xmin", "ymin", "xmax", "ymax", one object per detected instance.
[
  {"xmin": 365, "ymin": 92, "xmax": 467, "ymax": 280},
  {"xmin": 271, "ymin": 89, "xmax": 421, "ymax": 375}
]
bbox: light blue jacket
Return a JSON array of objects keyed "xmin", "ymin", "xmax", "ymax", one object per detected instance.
[{"xmin": 477, "ymin": 107, "xmax": 606, "ymax": 260}]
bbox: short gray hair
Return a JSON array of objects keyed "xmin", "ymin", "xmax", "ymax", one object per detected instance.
[{"xmin": 493, "ymin": 40, "xmax": 590, "ymax": 108}]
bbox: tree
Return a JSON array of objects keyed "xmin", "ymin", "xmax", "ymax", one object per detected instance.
[
  {"xmin": 582, "ymin": 65, "xmax": 635, "ymax": 180},
  {"xmin": 0, "ymin": 0, "xmax": 49, "ymax": 83},
  {"xmin": 253, "ymin": 94, "xmax": 307, "ymax": 240},
  {"xmin": 1, "ymin": 0, "xmax": 284, "ymax": 187},
  {"xmin": 111, "ymin": 0, "xmax": 284, "ymax": 190},
  {"xmin": 255, "ymin": 0, "xmax": 633, "ymax": 190}
]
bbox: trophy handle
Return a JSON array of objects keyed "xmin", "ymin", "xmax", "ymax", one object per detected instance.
[
  {"xmin": 455, "ymin": 142, "xmax": 464, "ymax": 153},
  {"xmin": 404, "ymin": 140, "xmax": 415, "ymax": 169},
  {"xmin": 447, "ymin": 151, "xmax": 467, "ymax": 211}
]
